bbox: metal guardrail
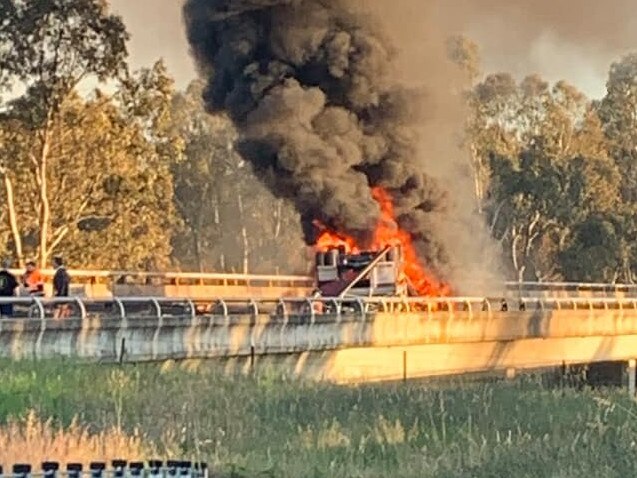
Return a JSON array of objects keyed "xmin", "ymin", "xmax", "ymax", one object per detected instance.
[
  {"xmin": 507, "ymin": 281, "xmax": 637, "ymax": 291},
  {"xmin": 2, "ymin": 461, "xmax": 207, "ymax": 478},
  {"xmin": 2, "ymin": 295, "xmax": 637, "ymax": 321},
  {"xmin": 7, "ymin": 268, "xmax": 637, "ymax": 293},
  {"xmin": 6, "ymin": 269, "xmax": 314, "ymax": 288}
]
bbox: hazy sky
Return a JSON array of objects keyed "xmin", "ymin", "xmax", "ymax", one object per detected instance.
[
  {"xmin": 109, "ymin": 0, "xmax": 197, "ymax": 89},
  {"xmin": 109, "ymin": 0, "xmax": 637, "ymax": 99}
]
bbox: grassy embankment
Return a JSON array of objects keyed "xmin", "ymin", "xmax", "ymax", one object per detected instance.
[{"xmin": 1, "ymin": 360, "xmax": 637, "ymax": 477}]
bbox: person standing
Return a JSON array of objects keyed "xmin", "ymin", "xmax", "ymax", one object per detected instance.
[
  {"xmin": 52, "ymin": 257, "xmax": 71, "ymax": 319},
  {"xmin": 0, "ymin": 260, "xmax": 18, "ymax": 317},
  {"xmin": 22, "ymin": 261, "xmax": 44, "ymax": 297},
  {"xmin": 52, "ymin": 256, "xmax": 70, "ymax": 297}
]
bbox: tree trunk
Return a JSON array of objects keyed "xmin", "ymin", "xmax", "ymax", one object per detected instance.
[
  {"xmin": 237, "ymin": 190, "xmax": 249, "ymax": 274},
  {"xmin": 37, "ymin": 129, "xmax": 52, "ymax": 268},
  {"xmin": 274, "ymin": 199, "xmax": 283, "ymax": 238},
  {"xmin": 193, "ymin": 230, "xmax": 203, "ymax": 273},
  {"xmin": 470, "ymin": 146, "xmax": 485, "ymax": 214},
  {"xmin": 2, "ymin": 171, "xmax": 23, "ymax": 267}
]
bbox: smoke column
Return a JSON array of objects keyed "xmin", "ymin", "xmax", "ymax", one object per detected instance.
[{"xmin": 183, "ymin": 0, "xmax": 502, "ymax": 289}]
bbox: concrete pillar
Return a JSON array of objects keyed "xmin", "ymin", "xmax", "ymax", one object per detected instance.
[{"xmin": 628, "ymin": 359, "xmax": 636, "ymax": 397}]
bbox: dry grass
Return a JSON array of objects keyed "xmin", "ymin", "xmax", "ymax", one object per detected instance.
[{"xmin": 0, "ymin": 410, "xmax": 148, "ymax": 469}]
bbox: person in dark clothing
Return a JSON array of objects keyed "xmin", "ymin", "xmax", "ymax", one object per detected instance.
[
  {"xmin": 0, "ymin": 260, "xmax": 18, "ymax": 317},
  {"xmin": 52, "ymin": 257, "xmax": 71, "ymax": 319},
  {"xmin": 52, "ymin": 256, "xmax": 70, "ymax": 297}
]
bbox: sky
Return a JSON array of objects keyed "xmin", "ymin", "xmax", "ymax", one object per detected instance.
[
  {"xmin": 109, "ymin": 0, "xmax": 637, "ymax": 99},
  {"xmin": 109, "ymin": 0, "xmax": 198, "ymax": 90}
]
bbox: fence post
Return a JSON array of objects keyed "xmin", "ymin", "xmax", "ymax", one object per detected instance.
[
  {"xmin": 112, "ymin": 460, "xmax": 127, "ymax": 478},
  {"xmin": 118, "ymin": 337, "xmax": 126, "ymax": 364},
  {"xmin": 149, "ymin": 461, "xmax": 163, "ymax": 478},
  {"xmin": 167, "ymin": 460, "xmax": 179, "ymax": 478},
  {"xmin": 66, "ymin": 464, "xmax": 82, "ymax": 478},
  {"xmin": 90, "ymin": 463, "xmax": 105, "ymax": 478},
  {"xmin": 194, "ymin": 463, "xmax": 208, "ymax": 478},
  {"xmin": 403, "ymin": 350, "xmax": 407, "ymax": 382},
  {"xmin": 42, "ymin": 462, "xmax": 59, "ymax": 478},
  {"xmin": 129, "ymin": 462, "xmax": 144, "ymax": 478},
  {"xmin": 179, "ymin": 461, "xmax": 193, "ymax": 478},
  {"xmin": 12, "ymin": 464, "xmax": 31, "ymax": 478}
]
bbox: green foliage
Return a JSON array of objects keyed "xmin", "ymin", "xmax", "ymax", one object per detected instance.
[
  {"xmin": 472, "ymin": 72, "xmax": 623, "ymax": 282},
  {"xmin": 4, "ymin": 0, "xmax": 637, "ymax": 279},
  {"xmin": 170, "ymin": 81, "xmax": 307, "ymax": 274},
  {"xmin": 2, "ymin": 361, "xmax": 637, "ymax": 477},
  {"xmin": 0, "ymin": 63, "xmax": 180, "ymax": 269}
]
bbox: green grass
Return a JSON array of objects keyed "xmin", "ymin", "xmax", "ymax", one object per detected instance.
[{"xmin": 1, "ymin": 359, "xmax": 637, "ymax": 477}]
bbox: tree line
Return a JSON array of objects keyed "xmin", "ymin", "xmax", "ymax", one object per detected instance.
[{"xmin": 1, "ymin": 1, "xmax": 637, "ymax": 282}]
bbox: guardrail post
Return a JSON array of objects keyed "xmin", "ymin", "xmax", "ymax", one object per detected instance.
[
  {"xmin": 628, "ymin": 359, "xmax": 636, "ymax": 397},
  {"xmin": 33, "ymin": 297, "xmax": 45, "ymax": 320},
  {"xmin": 74, "ymin": 298, "xmax": 87, "ymax": 320}
]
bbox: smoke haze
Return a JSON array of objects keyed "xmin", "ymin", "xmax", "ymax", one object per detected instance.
[
  {"xmin": 107, "ymin": 0, "xmax": 637, "ymax": 98},
  {"xmin": 175, "ymin": 0, "xmax": 637, "ymax": 289},
  {"xmin": 439, "ymin": 0, "xmax": 637, "ymax": 97},
  {"xmin": 182, "ymin": 0, "xmax": 505, "ymax": 290}
]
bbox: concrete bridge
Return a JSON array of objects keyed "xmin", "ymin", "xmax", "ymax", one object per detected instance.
[{"xmin": 3, "ymin": 295, "xmax": 637, "ymax": 389}]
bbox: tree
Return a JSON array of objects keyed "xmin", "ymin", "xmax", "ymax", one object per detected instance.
[
  {"xmin": 476, "ymin": 76, "xmax": 620, "ymax": 281},
  {"xmin": 598, "ymin": 53, "xmax": 637, "ymax": 203},
  {"xmin": 0, "ymin": 0, "xmax": 128, "ymax": 266},
  {"xmin": 171, "ymin": 81, "xmax": 307, "ymax": 274},
  {"xmin": 0, "ymin": 61, "xmax": 181, "ymax": 269},
  {"xmin": 559, "ymin": 216, "xmax": 623, "ymax": 282}
]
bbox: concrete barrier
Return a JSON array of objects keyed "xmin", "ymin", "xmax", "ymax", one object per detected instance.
[{"xmin": 4, "ymin": 303, "xmax": 637, "ymax": 383}]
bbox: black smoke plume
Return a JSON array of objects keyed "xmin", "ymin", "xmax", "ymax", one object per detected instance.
[{"xmin": 183, "ymin": 0, "xmax": 449, "ymax": 277}]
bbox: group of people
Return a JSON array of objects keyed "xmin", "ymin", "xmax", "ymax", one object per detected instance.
[{"xmin": 0, "ymin": 257, "xmax": 70, "ymax": 317}]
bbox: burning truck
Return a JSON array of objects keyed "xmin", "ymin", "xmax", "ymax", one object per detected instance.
[
  {"xmin": 312, "ymin": 188, "xmax": 450, "ymax": 299},
  {"xmin": 315, "ymin": 246, "xmax": 407, "ymax": 298}
]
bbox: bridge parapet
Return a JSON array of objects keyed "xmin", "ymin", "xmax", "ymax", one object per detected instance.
[{"xmin": 2, "ymin": 296, "xmax": 637, "ymax": 371}]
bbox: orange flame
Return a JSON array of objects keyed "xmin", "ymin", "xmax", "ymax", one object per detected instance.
[{"xmin": 315, "ymin": 187, "xmax": 450, "ymax": 297}]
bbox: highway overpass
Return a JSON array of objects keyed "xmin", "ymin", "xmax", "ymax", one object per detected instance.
[{"xmin": 3, "ymin": 295, "xmax": 637, "ymax": 391}]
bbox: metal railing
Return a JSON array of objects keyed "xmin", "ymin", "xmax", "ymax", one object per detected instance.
[
  {"xmin": 1, "ymin": 295, "xmax": 637, "ymax": 321},
  {"xmin": 6, "ymin": 269, "xmax": 314, "ymax": 288},
  {"xmin": 2, "ymin": 460, "xmax": 207, "ymax": 478},
  {"xmin": 8, "ymin": 268, "xmax": 637, "ymax": 292}
]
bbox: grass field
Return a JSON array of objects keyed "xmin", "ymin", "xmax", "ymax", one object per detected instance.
[{"xmin": 1, "ymin": 360, "xmax": 637, "ymax": 477}]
